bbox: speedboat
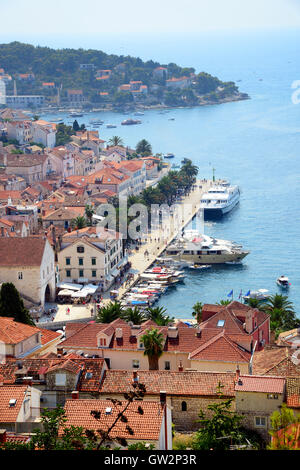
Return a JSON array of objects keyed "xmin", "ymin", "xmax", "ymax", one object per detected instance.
[
  {"xmin": 243, "ymin": 289, "xmax": 270, "ymax": 302},
  {"xmin": 189, "ymin": 264, "xmax": 212, "ymax": 270},
  {"xmin": 121, "ymin": 119, "xmax": 141, "ymax": 125},
  {"xmin": 106, "ymin": 124, "xmax": 117, "ymax": 128},
  {"xmin": 165, "ymin": 229, "xmax": 249, "ymax": 265},
  {"xmin": 163, "ymin": 153, "xmax": 175, "ymax": 159},
  {"xmin": 277, "ymin": 276, "xmax": 290, "ymax": 288},
  {"xmin": 200, "ymin": 180, "xmax": 240, "ymax": 218}
]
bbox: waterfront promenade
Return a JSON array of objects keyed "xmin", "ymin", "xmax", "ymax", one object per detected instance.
[{"xmin": 112, "ymin": 179, "xmax": 212, "ymax": 301}]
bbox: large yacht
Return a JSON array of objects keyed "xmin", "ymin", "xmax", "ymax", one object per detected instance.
[
  {"xmin": 200, "ymin": 180, "xmax": 240, "ymax": 217},
  {"xmin": 165, "ymin": 230, "xmax": 249, "ymax": 264}
]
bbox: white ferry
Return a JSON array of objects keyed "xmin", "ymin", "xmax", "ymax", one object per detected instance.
[{"xmin": 200, "ymin": 180, "xmax": 240, "ymax": 217}]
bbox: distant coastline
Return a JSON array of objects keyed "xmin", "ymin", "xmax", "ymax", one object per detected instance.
[{"xmin": 38, "ymin": 91, "xmax": 250, "ymax": 115}]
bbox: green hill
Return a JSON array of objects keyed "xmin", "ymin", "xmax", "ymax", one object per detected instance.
[{"xmin": 0, "ymin": 41, "xmax": 248, "ymax": 109}]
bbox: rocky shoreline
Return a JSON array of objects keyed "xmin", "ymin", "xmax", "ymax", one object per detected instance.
[{"xmin": 39, "ymin": 92, "xmax": 250, "ymax": 115}]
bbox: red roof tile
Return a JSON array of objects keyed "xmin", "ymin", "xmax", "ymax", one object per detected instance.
[{"xmin": 234, "ymin": 375, "xmax": 285, "ymax": 393}]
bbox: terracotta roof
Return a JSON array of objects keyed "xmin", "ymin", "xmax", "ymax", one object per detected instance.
[
  {"xmin": 189, "ymin": 331, "xmax": 251, "ymax": 363},
  {"xmin": 63, "ymin": 399, "xmax": 164, "ymax": 441},
  {"xmin": 286, "ymin": 377, "xmax": 300, "ymax": 408},
  {"xmin": 0, "ymin": 237, "xmax": 47, "ymax": 266},
  {"xmin": 234, "ymin": 375, "xmax": 285, "ymax": 393},
  {"xmin": 0, "ymin": 385, "xmax": 28, "ymax": 422},
  {"xmin": 43, "ymin": 206, "xmax": 85, "ymax": 221},
  {"xmin": 100, "ymin": 370, "xmax": 236, "ymax": 397}
]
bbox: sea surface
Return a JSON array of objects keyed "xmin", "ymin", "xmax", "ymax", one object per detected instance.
[{"xmin": 39, "ymin": 29, "xmax": 300, "ymax": 318}]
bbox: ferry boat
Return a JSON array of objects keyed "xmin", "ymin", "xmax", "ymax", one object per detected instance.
[
  {"xmin": 165, "ymin": 229, "xmax": 249, "ymax": 265},
  {"xmin": 200, "ymin": 180, "xmax": 240, "ymax": 217}
]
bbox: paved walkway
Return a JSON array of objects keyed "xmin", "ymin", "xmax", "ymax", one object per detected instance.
[{"xmin": 114, "ymin": 179, "xmax": 212, "ymax": 301}]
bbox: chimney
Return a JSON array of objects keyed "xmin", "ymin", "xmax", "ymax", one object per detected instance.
[
  {"xmin": 245, "ymin": 309, "xmax": 254, "ymax": 334},
  {"xmin": 160, "ymin": 391, "xmax": 167, "ymax": 405},
  {"xmin": 57, "ymin": 347, "xmax": 63, "ymax": 356},
  {"xmin": 72, "ymin": 391, "xmax": 79, "ymax": 400},
  {"xmin": 0, "ymin": 430, "xmax": 6, "ymax": 444},
  {"xmin": 195, "ymin": 326, "xmax": 201, "ymax": 338},
  {"xmin": 235, "ymin": 366, "xmax": 240, "ymax": 382},
  {"xmin": 178, "ymin": 361, "xmax": 184, "ymax": 372},
  {"xmin": 0, "ymin": 227, "xmax": 4, "ymax": 237}
]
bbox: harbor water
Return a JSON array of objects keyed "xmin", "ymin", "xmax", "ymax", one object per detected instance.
[{"xmin": 41, "ymin": 29, "xmax": 300, "ymax": 318}]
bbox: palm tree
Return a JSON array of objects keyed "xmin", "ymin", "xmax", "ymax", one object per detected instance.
[
  {"xmin": 108, "ymin": 136, "xmax": 124, "ymax": 147},
  {"xmin": 136, "ymin": 139, "xmax": 152, "ymax": 156},
  {"xmin": 96, "ymin": 302, "xmax": 124, "ymax": 323},
  {"xmin": 217, "ymin": 300, "xmax": 231, "ymax": 306},
  {"xmin": 122, "ymin": 306, "xmax": 146, "ymax": 325},
  {"xmin": 192, "ymin": 302, "xmax": 203, "ymax": 323},
  {"xmin": 145, "ymin": 306, "xmax": 174, "ymax": 326},
  {"xmin": 85, "ymin": 204, "xmax": 94, "ymax": 226},
  {"xmin": 140, "ymin": 327, "xmax": 165, "ymax": 370},
  {"xmin": 260, "ymin": 294, "xmax": 299, "ymax": 337},
  {"xmin": 71, "ymin": 215, "xmax": 87, "ymax": 230}
]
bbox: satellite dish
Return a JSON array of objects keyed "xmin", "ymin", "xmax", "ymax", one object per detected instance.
[{"xmin": 291, "ymin": 349, "xmax": 300, "ymax": 366}]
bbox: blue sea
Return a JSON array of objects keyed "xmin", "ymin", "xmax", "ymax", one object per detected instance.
[{"xmin": 37, "ymin": 29, "xmax": 300, "ymax": 318}]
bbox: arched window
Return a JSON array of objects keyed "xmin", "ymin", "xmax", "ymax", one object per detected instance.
[{"xmin": 181, "ymin": 401, "xmax": 187, "ymax": 412}]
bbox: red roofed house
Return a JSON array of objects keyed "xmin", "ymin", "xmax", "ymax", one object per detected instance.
[
  {"xmin": 153, "ymin": 67, "xmax": 168, "ymax": 79},
  {"xmin": 58, "ymin": 319, "xmax": 255, "ymax": 374},
  {"xmin": 99, "ymin": 369, "xmax": 236, "ymax": 431},
  {"xmin": 201, "ymin": 301, "xmax": 270, "ymax": 352},
  {"xmin": 235, "ymin": 371, "xmax": 286, "ymax": 441},
  {"xmin": 166, "ymin": 76, "xmax": 192, "ymax": 89},
  {"xmin": 67, "ymin": 89, "xmax": 84, "ymax": 103},
  {"xmin": 103, "ymin": 159, "xmax": 146, "ymax": 195},
  {"xmin": 0, "ymin": 355, "xmax": 107, "ymax": 408},
  {"xmin": 0, "ymin": 317, "xmax": 61, "ymax": 359},
  {"xmin": 0, "ymin": 384, "xmax": 41, "ymax": 433},
  {"xmin": 63, "ymin": 396, "xmax": 172, "ymax": 449}
]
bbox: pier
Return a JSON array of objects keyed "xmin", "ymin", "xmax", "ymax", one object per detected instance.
[{"xmin": 113, "ymin": 179, "xmax": 212, "ymax": 301}]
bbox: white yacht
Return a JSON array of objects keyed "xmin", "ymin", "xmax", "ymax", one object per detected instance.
[
  {"xmin": 200, "ymin": 180, "xmax": 240, "ymax": 217},
  {"xmin": 165, "ymin": 229, "xmax": 249, "ymax": 264}
]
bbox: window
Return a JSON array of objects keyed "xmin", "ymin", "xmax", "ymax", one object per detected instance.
[
  {"xmin": 78, "ymin": 258, "xmax": 83, "ymax": 266},
  {"xmin": 18, "ymin": 272, "xmax": 23, "ymax": 280},
  {"xmin": 255, "ymin": 417, "xmax": 266, "ymax": 427},
  {"xmin": 66, "ymin": 270, "xmax": 71, "ymax": 277},
  {"xmin": 181, "ymin": 401, "xmax": 187, "ymax": 412},
  {"xmin": 66, "ymin": 257, "xmax": 71, "ymax": 265},
  {"xmin": 165, "ymin": 361, "xmax": 171, "ymax": 371},
  {"xmin": 77, "ymin": 246, "xmax": 84, "ymax": 253},
  {"xmin": 217, "ymin": 320, "xmax": 225, "ymax": 327},
  {"xmin": 132, "ymin": 360, "xmax": 140, "ymax": 369},
  {"xmin": 79, "ymin": 269, "xmax": 84, "ymax": 278},
  {"xmin": 267, "ymin": 394, "xmax": 279, "ymax": 400},
  {"xmin": 99, "ymin": 338, "xmax": 107, "ymax": 346},
  {"xmin": 92, "ymin": 270, "xmax": 97, "ymax": 278},
  {"xmin": 91, "ymin": 257, "xmax": 96, "ymax": 265},
  {"xmin": 55, "ymin": 373, "xmax": 66, "ymax": 386},
  {"xmin": 85, "ymin": 372, "xmax": 93, "ymax": 379}
]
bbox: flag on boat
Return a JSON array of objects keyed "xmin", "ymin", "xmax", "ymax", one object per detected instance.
[
  {"xmin": 238, "ymin": 290, "xmax": 242, "ymax": 299},
  {"xmin": 245, "ymin": 290, "xmax": 251, "ymax": 297},
  {"xmin": 227, "ymin": 290, "xmax": 233, "ymax": 297}
]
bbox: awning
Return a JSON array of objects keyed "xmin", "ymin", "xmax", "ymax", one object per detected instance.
[
  {"xmin": 57, "ymin": 282, "xmax": 83, "ymax": 291},
  {"xmin": 106, "ymin": 274, "xmax": 114, "ymax": 282},
  {"xmin": 83, "ymin": 284, "xmax": 99, "ymax": 294},
  {"xmin": 111, "ymin": 268, "xmax": 120, "ymax": 277},
  {"xmin": 71, "ymin": 290, "xmax": 90, "ymax": 298},
  {"xmin": 58, "ymin": 289, "xmax": 74, "ymax": 296},
  {"xmin": 77, "ymin": 278, "xmax": 89, "ymax": 283}
]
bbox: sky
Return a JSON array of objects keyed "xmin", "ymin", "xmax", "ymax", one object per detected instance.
[{"xmin": 1, "ymin": 0, "xmax": 300, "ymax": 40}]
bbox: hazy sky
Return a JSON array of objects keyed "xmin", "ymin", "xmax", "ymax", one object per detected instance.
[{"xmin": 1, "ymin": 0, "xmax": 300, "ymax": 37}]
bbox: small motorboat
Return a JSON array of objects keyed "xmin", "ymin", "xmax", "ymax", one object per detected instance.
[
  {"xmin": 277, "ymin": 275, "xmax": 290, "ymax": 288},
  {"xmin": 189, "ymin": 264, "xmax": 212, "ymax": 270}
]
